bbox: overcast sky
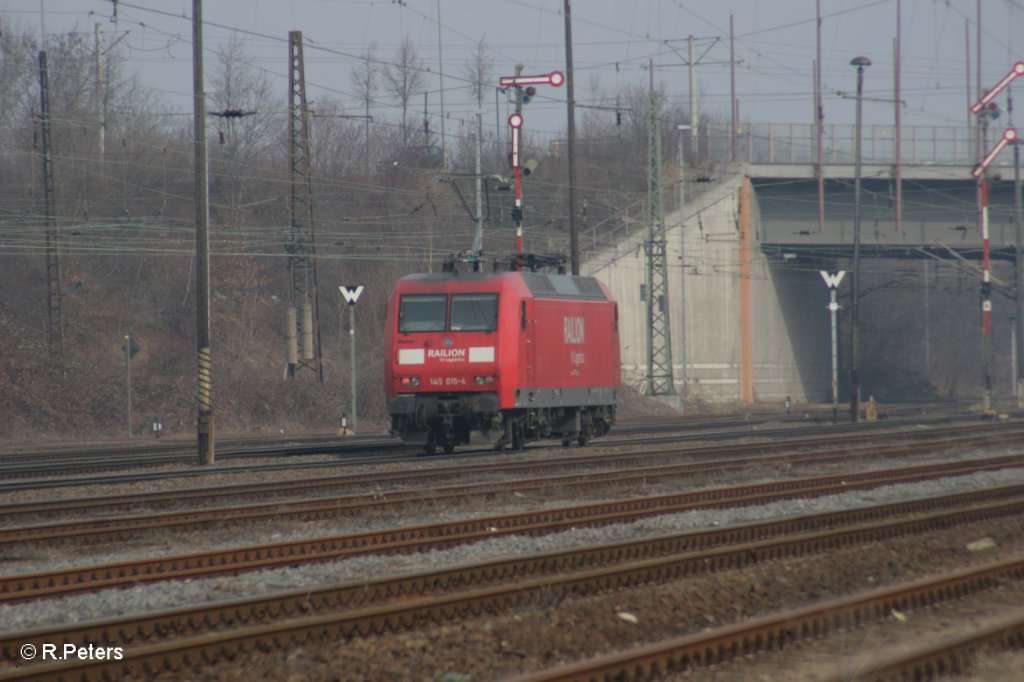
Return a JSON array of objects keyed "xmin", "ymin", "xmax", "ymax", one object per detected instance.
[{"xmin": 8, "ymin": 1, "xmax": 1024, "ymax": 141}]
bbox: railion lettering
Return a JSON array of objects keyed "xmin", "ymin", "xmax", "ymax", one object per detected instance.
[
  {"xmin": 427, "ymin": 348, "xmax": 467, "ymax": 359},
  {"xmin": 563, "ymin": 316, "xmax": 585, "ymax": 345}
]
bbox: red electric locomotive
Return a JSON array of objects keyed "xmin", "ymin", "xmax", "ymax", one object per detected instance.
[{"xmin": 385, "ymin": 269, "xmax": 620, "ymax": 454}]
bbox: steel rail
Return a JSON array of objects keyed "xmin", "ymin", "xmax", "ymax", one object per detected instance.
[
  {"xmin": 2, "ymin": 456, "xmax": 1022, "ymax": 602},
  {"xmin": 0, "ymin": 400, "xmax": 967, "ymax": 464},
  {"xmin": 0, "ymin": 433, "xmax": 384, "ymax": 463},
  {"xmin": 828, "ymin": 615, "xmax": 1024, "ymax": 681},
  {"xmin": 2, "ymin": 487, "xmax": 1023, "ymax": 666},
  {"xmin": 1, "ymin": 426, "xmax": 1014, "ymax": 523},
  {"xmin": 2, "ymin": 442, "xmax": 1022, "ymax": 549},
  {"xmin": 0, "ymin": 437, "xmax": 399, "ymax": 480},
  {"xmin": 505, "ymin": 556, "xmax": 1024, "ymax": 682},
  {"xmin": 1, "ymin": 413, "xmax": 1011, "ymax": 485},
  {"xmin": 2, "ymin": 497, "xmax": 1023, "ymax": 680}
]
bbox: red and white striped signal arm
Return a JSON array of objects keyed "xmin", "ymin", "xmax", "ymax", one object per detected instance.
[
  {"xmin": 970, "ymin": 61, "xmax": 1024, "ymax": 115},
  {"xmin": 972, "ymin": 128, "xmax": 1019, "ymax": 179},
  {"xmin": 499, "ymin": 71, "xmax": 565, "ymax": 88}
]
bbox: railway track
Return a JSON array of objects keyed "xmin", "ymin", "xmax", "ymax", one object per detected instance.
[
  {"xmin": 504, "ymin": 560, "xmax": 1024, "ymax": 682},
  {"xmin": 4, "ymin": 428, "xmax": 1024, "ymax": 551},
  {"xmin": 3, "ymin": 421, "xmax": 1019, "ymax": 522},
  {"xmin": 0, "ymin": 406, "xmax": 987, "ymax": 483},
  {"xmin": 3, "ymin": 418, "xmax": 1020, "ymax": 504},
  {"xmin": 0, "ymin": 435, "xmax": 400, "ymax": 481},
  {"xmin": 2, "ymin": 414, "xmax": 1018, "ymax": 680},
  {"xmin": 2, "ymin": 483, "xmax": 1022, "ymax": 679},
  {"xmin": 2, "ymin": 452, "xmax": 1022, "ymax": 602}
]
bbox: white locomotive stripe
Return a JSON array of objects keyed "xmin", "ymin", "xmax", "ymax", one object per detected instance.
[
  {"xmin": 398, "ymin": 348, "xmax": 425, "ymax": 365},
  {"xmin": 468, "ymin": 346, "xmax": 495, "ymax": 362}
]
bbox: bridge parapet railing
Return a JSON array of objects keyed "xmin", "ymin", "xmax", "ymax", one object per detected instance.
[{"xmin": 701, "ymin": 122, "xmax": 1005, "ymax": 168}]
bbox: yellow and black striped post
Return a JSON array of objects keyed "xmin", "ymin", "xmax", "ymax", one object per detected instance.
[{"xmin": 193, "ymin": 0, "xmax": 215, "ymax": 465}]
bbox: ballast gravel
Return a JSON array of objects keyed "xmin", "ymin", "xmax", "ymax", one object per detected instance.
[{"xmin": 2, "ymin": 465, "xmax": 1023, "ymax": 632}]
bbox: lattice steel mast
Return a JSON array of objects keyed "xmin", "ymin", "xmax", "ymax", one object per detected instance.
[
  {"xmin": 285, "ymin": 31, "xmax": 324, "ymax": 382},
  {"xmin": 645, "ymin": 60, "xmax": 675, "ymax": 396},
  {"xmin": 39, "ymin": 50, "xmax": 64, "ymax": 356}
]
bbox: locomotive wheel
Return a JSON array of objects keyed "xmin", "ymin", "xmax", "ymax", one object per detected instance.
[
  {"xmin": 421, "ymin": 433, "xmax": 437, "ymax": 456},
  {"xmin": 442, "ymin": 439, "xmax": 455, "ymax": 454},
  {"xmin": 511, "ymin": 421, "xmax": 526, "ymax": 451}
]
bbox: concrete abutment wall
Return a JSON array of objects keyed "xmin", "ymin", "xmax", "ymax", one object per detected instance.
[{"xmin": 583, "ymin": 173, "xmax": 830, "ymax": 406}]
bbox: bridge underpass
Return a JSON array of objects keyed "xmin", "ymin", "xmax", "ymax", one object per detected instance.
[{"xmin": 582, "ymin": 154, "xmax": 1022, "ymax": 411}]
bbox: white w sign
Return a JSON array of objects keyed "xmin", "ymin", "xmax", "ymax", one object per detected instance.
[
  {"xmin": 819, "ymin": 271, "xmax": 846, "ymax": 289},
  {"xmin": 339, "ymin": 285, "xmax": 365, "ymax": 305}
]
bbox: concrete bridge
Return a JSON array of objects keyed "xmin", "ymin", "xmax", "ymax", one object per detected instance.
[{"xmin": 580, "ymin": 123, "xmax": 1022, "ymax": 407}]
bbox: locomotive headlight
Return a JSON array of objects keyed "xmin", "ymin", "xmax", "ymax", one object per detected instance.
[
  {"xmin": 399, "ymin": 376, "xmax": 421, "ymax": 387},
  {"xmin": 474, "ymin": 375, "xmax": 496, "ymax": 386}
]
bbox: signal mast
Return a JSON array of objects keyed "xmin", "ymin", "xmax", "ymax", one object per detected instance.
[{"xmin": 498, "ymin": 67, "xmax": 565, "ymax": 267}]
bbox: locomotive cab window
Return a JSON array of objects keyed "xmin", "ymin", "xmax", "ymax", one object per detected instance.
[
  {"xmin": 398, "ymin": 294, "xmax": 447, "ymax": 332},
  {"xmin": 451, "ymin": 294, "xmax": 498, "ymax": 331}
]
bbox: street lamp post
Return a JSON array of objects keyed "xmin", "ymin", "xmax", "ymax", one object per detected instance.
[{"xmin": 849, "ymin": 56, "xmax": 871, "ymax": 423}]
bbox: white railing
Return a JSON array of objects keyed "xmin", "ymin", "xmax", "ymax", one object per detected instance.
[{"xmin": 701, "ymin": 122, "xmax": 1011, "ymax": 167}]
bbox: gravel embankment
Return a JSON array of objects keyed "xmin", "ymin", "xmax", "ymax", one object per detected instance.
[{"xmin": 2, "ymin": 459, "xmax": 1022, "ymax": 632}]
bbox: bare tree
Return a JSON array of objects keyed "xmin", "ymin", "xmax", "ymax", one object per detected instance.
[
  {"xmin": 462, "ymin": 37, "xmax": 493, "ymax": 108},
  {"xmin": 381, "ymin": 36, "xmax": 424, "ymax": 146},
  {"xmin": 0, "ymin": 17, "xmax": 39, "ymax": 137},
  {"xmin": 308, "ymin": 96, "xmax": 366, "ymax": 177},
  {"xmin": 207, "ymin": 36, "xmax": 281, "ymax": 221},
  {"xmin": 350, "ymin": 44, "xmax": 377, "ymax": 172}
]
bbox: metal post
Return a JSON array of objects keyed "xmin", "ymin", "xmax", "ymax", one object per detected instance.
[
  {"xmin": 193, "ymin": 0, "xmax": 215, "ymax": 464},
  {"xmin": 350, "ymin": 304, "xmax": 357, "ymax": 432},
  {"xmin": 365, "ymin": 54, "xmax": 371, "ymax": 174},
  {"xmin": 94, "ymin": 23, "xmax": 105, "ymax": 158},
  {"xmin": 830, "ymin": 287, "xmax": 840, "ymax": 424},
  {"xmin": 678, "ymin": 124, "xmax": 691, "ymax": 402},
  {"xmin": 39, "ymin": 50, "xmax": 64, "ymax": 357},
  {"xmin": 729, "ymin": 13, "xmax": 736, "ymax": 163},
  {"xmin": 473, "ymin": 109, "xmax": 483, "ymax": 254},
  {"xmin": 436, "ymin": 0, "xmax": 447, "ymax": 170},
  {"xmin": 820, "ymin": 270, "xmax": 845, "ymax": 424},
  {"xmin": 850, "ymin": 56, "xmax": 871, "ymax": 423},
  {"xmin": 894, "ymin": 1, "xmax": 903, "ymax": 232},
  {"xmin": 815, "ymin": 0, "xmax": 824, "ymax": 231},
  {"xmin": 495, "ymin": 87, "xmax": 502, "ymax": 155},
  {"xmin": 513, "ymin": 65, "xmax": 524, "ymax": 260},
  {"xmin": 124, "ymin": 328, "xmax": 132, "ymax": 437},
  {"xmin": 924, "ymin": 261, "xmax": 931, "ymax": 376},
  {"xmin": 564, "ymin": 0, "xmax": 579, "ymax": 275},
  {"xmin": 1012, "ymin": 315, "xmax": 1019, "ymax": 399},
  {"xmin": 981, "ymin": 173, "xmax": 994, "ymax": 414},
  {"xmin": 1015, "ymin": 95, "xmax": 1024, "ymax": 406},
  {"xmin": 688, "ymin": 34, "xmax": 698, "ymax": 140},
  {"xmin": 965, "ymin": 19, "xmax": 972, "ymax": 133}
]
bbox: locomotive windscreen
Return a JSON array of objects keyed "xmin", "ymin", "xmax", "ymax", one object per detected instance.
[
  {"xmin": 399, "ymin": 294, "xmax": 447, "ymax": 332},
  {"xmin": 399, "ymin": 293, "xmax": 498, "ymax": 332},
  {"xmin": 451, "ymin": 294, "xmax": 498, "ymax": 331}
]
